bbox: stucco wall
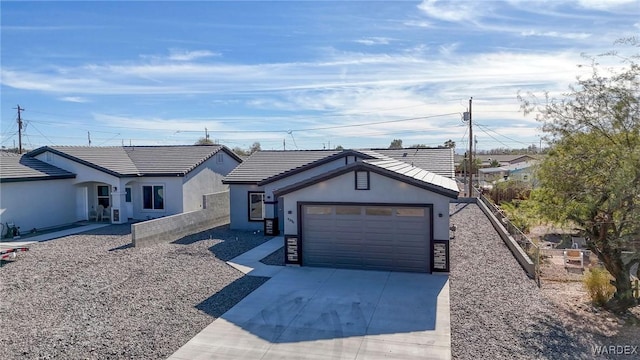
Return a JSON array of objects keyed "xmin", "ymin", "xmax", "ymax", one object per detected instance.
[
  {"xmin": 279, "ymin": 170, "xmax": 453, "ymax": 240},
  {"xmin": 132, "ymin": 191, "xmax": 230, "ymax": 247},
  {"xmin": 124, "ymin": 177, "xmax": 184, "ymax": 220},
  {"xmin": 262, "ymin": 157, "xmax": 356, "ymax": 210},
  {"xmin": 229, "ymin": 184, "xmax": 264, "ymax": 231},
  {"xmin": 0, "ymin": 179, "xmax": 76, "ymax": 233},
  {"xmin": 182, "ymin": 151, "xmax": 239, "ymax": 213}
]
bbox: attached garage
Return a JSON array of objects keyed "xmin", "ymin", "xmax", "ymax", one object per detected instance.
[
  {"xmin": 274, "ymin": 158, "xmax": 459, "ymax": 273},
  {"xmin": 302, "ymin": 204, "xmax": 431, "ymax": 272}
]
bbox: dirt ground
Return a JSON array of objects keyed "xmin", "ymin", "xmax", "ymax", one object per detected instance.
[{"xmin": 539, "ymin": 258, "xmax": 640, "ymax": 349}]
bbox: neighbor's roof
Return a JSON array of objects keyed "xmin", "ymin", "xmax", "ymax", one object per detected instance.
[
  {"xmin": 274, "ymin": 158, "xmax": 459, "ymax": 199},
  {"xmin": 223, "ymin": 148, "xmax": 455, "ymax": 184},
  {"xmin": 0, "ymin": 152, "xmax": 76, "ymax": 183},
  {"xmin": 27, "ymin": 145, "xmax": 241, "ymax": 177}
]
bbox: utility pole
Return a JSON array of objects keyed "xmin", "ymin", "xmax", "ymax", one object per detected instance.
[
  {"xmin": 467, "ymin": 97, "xmax": 473, "ymax": 197},
  {"xmin": 205, "ymin": 127, "xmax": 210, "ymax": 141},
  {"xmin": 88, "ymin": 131, "xmax": 92, "ymax": 146},
  {"xmin": 15, "ymin": 105, "xmax": 24, "ymax": 154}
]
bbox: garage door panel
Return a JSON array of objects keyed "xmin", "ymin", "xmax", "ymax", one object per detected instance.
[{"xmin": 302, "ymin": 204, "xmax": 431, "ymax": 273}]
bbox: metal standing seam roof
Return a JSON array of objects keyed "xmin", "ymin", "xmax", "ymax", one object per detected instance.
[
  {"xmin": 364, "ymin": 158, "xmax": 459, "ymax": 194},
  {"xmin": 26, "ymin": 145, "xmax": 234, "ymax": 177},
  {"xmin": 0, "ymin": 152, "xmax": 76, "ymax": 183},
  {"xmin": 374, "ymin": 148, "xmax": 455, "ymax": 178}
]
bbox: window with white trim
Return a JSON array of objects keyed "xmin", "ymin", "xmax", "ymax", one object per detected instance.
[
  {"xmin": 143, "ymin": 185, "xmax": 164, "ymax": 210},
  {"xmin": 355, "ymin": 171, "xmax": 370, "ymax": 190},
  {"xmin": 97, "ymin": 185, "xmax": 110, "ymax": 208},
  {"xmin": 249, "ymin": 192, "xmax": 265, "ymax": 221}
]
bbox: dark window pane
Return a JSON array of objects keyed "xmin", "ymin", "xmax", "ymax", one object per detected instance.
[
  {"xmin": 97, "ymin": 185, "xmax": 109, "ymax": 196},
  {"xmin": 249, "ymin": 193, "xmax": 264, "ymax": 220},
  {"xmin": 125, "ymin": 188, "xmax": 132, "ymax": 202},
  {"xmin": 143, "ymin": 186, "xmax": 152, "ymax": 209},
  {"xmin": 98, "ymin": 198, "xmax": 110, "ymax": 208}
]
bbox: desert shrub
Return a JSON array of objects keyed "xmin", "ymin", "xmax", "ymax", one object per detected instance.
[
  {"xmin": 489, "ymin": 180, "xmax": 531, "ymax": 204},
  {"xmin": 583, "ymin": 267, "xmax": 615, "ymax": 306}
]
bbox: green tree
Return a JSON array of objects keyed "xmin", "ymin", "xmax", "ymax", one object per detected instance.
[
  {"xmin": 409, "ymin": 144, "xmax": 428, "ymax": 148},
  {"xmin": 489, "ymin": 159, "xmax": 500, "ymax": 168},
  {"xmin": 443, "ymin": 139, "xmax": 456, "ymax": 149},
  {"xmin": 388, "ymin": 139, "xmax": 403, "ymax": 149},
  {"xmin": 249, "ymin": 141, "xmax": 261, "ymax": 154},
  {"xmin": 520, "ymin": 39, "xmax": 640, "ymax": 312},
  {"xmin": 334, "ymin": 145, "xmax": 344, "ymax": 151},
  {"xmin": 195, "ymin": 137, "xmax": 214, "ymax": 145},
  {"xmin": 231, "ymin": 146, "xmax": 249, "ymax": 157}
]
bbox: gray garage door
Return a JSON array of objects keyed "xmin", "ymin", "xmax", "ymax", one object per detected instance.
[{"xmin": 301, "ymin": 204, "xmax": 431, "ymax": 273}]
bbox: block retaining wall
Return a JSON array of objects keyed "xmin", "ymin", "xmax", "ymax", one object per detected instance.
[{"xmin": 132, "ymin": 191, "xmax": 230, "ymax": 247}]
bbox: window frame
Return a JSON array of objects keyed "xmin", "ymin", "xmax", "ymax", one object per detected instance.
[
  {"xmin": 97, "ymin": 185, "xmax": 110, "ymax": 208},
  {"xmin": 248, "ymin": 191, "xmax": 265, "ymax": 222},
  {"xmin": 355, "ymin": 170, "xmax": 370, "ymax": 190},
  {"xmin": 142, "ymin": 184, "xmax": 165, "ymax": 211}
]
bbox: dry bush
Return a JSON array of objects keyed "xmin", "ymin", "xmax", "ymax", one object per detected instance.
[{"xmin": 583, "ymin": 267, "xmax": 615, "ymax": 306}]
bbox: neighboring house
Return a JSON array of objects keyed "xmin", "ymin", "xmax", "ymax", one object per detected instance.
[
  {"xmin": 223, "ymin": 148, "xmax": 458, "ymax": 273},
  {"xmin": 0, "ymin": 152, "xmax": 77, "ymax": 233},
  {"xmin": 0, "ymin": 145, "xmax": 241, "ymax": 231},
  {"xmin": 455, "ymin": 154, "xmax": 539, "ymax": 169},
  {"xmin": 478, "ymin": 161, "xmax": 539, "ymax": 189}
]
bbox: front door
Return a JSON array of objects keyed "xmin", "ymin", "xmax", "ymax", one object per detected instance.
[{"xmin": 75, "ymin": 187, "xmax": 88, "ymax": 221}]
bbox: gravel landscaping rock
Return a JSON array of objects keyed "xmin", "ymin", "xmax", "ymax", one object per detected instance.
[
  {"xmin": 0, "ymin": 224, "xmax": 270, "ymax": 360},
  {"xmin": 449, "ymin": 203, "xmax": 599, "ymax": 359},
  {"xmin": 260, "ymin": 247, "xmax": 285, "ymax": 266}
]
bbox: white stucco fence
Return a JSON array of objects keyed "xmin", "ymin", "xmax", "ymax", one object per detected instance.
[{"xmin": 132, "ymin": 191, "xmax": 230, "ymax": 247}]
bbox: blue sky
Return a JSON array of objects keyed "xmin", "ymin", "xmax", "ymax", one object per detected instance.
[{"xmin": 1, "ymin": 1, "xmax": 639, "ymax": 151}]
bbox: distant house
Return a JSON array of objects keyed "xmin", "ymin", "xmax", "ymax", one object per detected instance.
[
  {"xmin": 455, "ymin": 154, "xmax": 539, "ymax": 169},
  {"xmin": 478, "ymin": 160, "xmax": 539, "ymax": 189},
  {"xmin": 0, "ymin": 145, "xmax": 241, "ymax": 232},
  {"xmin": 223, "ymin": 148, "xmax": 458, "ymax": 273}
]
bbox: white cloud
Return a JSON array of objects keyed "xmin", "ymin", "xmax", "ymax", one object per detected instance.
[
  {"xmin": 416, "ymin": 0, "xmax": 484, "ymax": 22},
  {"xmin": 59, "ymin": 96, "xmax": 89, "ymax": 103},
  {"xmin": 521, "ymin": 30, "xmax": 591, "ymax": 40},
  {"xmin": 576, "ymin": 0, "xmax": 638, "ymax": 10},
  {"xmin": 355, "ymin": 37, "xmax": 393, "ymax": 46},
  {"xmin": 167, "ymin": 49, "xmax": 219, "ymax": 61},
  {"xmin": 403, "ymin": 20, "xmax": 433, "ymax": 28}
]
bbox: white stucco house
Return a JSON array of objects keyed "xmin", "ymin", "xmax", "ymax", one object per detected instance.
[
  {"xmin": 0, "ymin": 145, "xmax": 241, "ymax": 233},
  {"xmin": 223, "ymin": 148, "xmax": 459, "ymax": 273}
]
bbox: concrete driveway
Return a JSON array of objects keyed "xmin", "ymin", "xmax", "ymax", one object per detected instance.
[{"xmin": 168, "ymin": 240, "xmax": 451, "ymax": 360}]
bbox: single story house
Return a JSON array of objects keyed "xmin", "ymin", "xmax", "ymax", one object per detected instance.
[
  {"xmin": 0, "ymin": 152, "xmax": 77, "ymax": 234},
  {"xmin": 478, "ymin": 160, "xmax": 538, "ymax": 189},
  {"xmin": 223, "ymin": 148, "xmax": 458, "ymax": 273},
  {"xmin": 0, "ymin": 145, "xmax": 241, "ymax": 232}
]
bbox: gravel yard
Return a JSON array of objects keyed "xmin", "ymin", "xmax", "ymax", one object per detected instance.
[
  {"xmin": 449, "ymin": 203, "xmax": 599, "ymax": 359},
  {"xmin": 0, "ymin": 224, "xmax": 270, "ymax": 360}
]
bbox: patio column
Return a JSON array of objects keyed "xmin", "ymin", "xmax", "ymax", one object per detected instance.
[{"xmin": 110, "ymin": 187, "xmax": 127, "ymax": 224}]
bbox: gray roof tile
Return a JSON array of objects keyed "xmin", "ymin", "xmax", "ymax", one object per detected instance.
[
  {"xmin": 0, "ymin": 152, "xmax": 75, "ymax": 182},
  {"xmin": 223, "ymin": 150, "xmax": 342, "ymax": 183},
  {"xmin": 27, "ymin": 145, "xmax": 236, "ymax": 177}
]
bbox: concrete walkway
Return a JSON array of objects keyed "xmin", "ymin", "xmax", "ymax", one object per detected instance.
[{"xmin": 169, "ymin": 239, "xmax": 451, "ymax": 360}]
